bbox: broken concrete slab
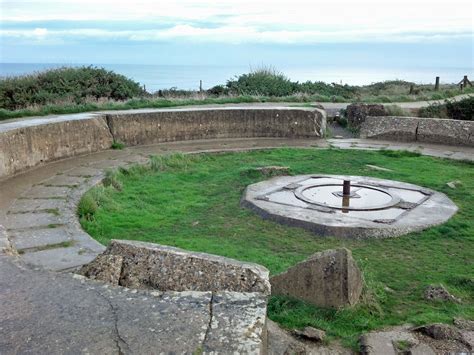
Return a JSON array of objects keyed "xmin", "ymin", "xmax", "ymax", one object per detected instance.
[
  {"xmin": 359, "ymin": 326, "xmax": 424, "ymax": 355},
  {"xmin": 267, "ymin": 320, "xmax": 351, "ymax": 355},
  {"xmin": 360, "ymin": 323, "xmax": 474, "ymax": 355},
  {"xmin": 293, "ymin": 326, "xmax": 326, "ymax": 342},
  {"xmin": 81, "ymin": 239, "xmax": 271, "ymax": 295},
  {"xmin": 270, "ymin": 248, "xmax": 363, "ymax": 308},
  {"xmin": 203, "ymin": 292, "xmax": 268, "ymax": 354},
  {"xmin": 413, "ymin": 323, "xmax": 465, "ymax": 342}
]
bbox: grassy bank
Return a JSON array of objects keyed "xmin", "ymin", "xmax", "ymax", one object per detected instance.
[
  {"xmin": 79, "ymin": 149, "xmax": 474, "ymax": 349},
  {"xmin": 1, "ymin": 66, "xmax": 472, "ymax": 121}
]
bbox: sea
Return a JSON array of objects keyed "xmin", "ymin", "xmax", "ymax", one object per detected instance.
[{"xmin": 0, "ymin": 63, "xmax": 472, "ymax": 93}]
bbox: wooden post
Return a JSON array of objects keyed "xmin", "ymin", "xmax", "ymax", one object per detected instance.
[
  {"xmin": 409, "ymin": 84, "xmax": 414, "ymax": 94},
  {"xmin": 143, "ymin": 84, "xmax": 146, "ymax": 92},
  {"xmin": 199, "ymin": 80, "xmax": 203, "ymax": 93},
  {"xmin": 434, "ymin": 77, "xmax": 440, "ymax": 91},
  {"xmin": 457, "ymin": 75, "xmax": 471, "ymax": 89}
]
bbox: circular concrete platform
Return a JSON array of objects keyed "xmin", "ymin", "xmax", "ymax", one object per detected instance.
[{"xmin": 242, "ymin": 175, "xmax": 458, "ymax": 239}]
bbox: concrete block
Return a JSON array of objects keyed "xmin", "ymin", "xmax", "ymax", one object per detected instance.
[
  {"xmin": 270, "ymin": 248, "xmax": 362, "ymax": 307},
  {"xmin": 80, "ymin": 239, "xmax": 271, "ymax": 295}
]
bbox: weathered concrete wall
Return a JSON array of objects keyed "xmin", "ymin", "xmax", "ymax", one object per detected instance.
[
  {"xmin": 0, "ymin": 108, "xmax": 325, "ymax": 179},
  {"xmin": 80, "ymin": 239, "xmax": 271, "ymax": 295},
  {"xmin": 106, "ymin": 108, "xmax": 326, "ymax": 146},
  {"xmin": 270, "ymin": 248, "xmax": 363, "ymax": 308},
  {"xmin": 346, "ymin": 104, "xmax": 387, "ymax": 130},
  {"xmin": 361, "ymin": 116, "xmax": 474, "ymax": 146},
  {"xmin": 0, "ymin": 116, "xmax": 113, "ymax": 178}
]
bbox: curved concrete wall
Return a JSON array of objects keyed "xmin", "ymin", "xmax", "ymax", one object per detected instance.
[
  {"xmin": 360, "ymin": 116, "xmax": 474, "ymax": 147},
  {"xmin": 0, "ymin": 107, "xmax": 325, "ymax": 179},
  {"xmin": 106, "ymin": 108, "xmax": 325, "ymax": 146},
  {"xmin": 0, "ymin": 116, "xmax": 113, "ymax": 178}
]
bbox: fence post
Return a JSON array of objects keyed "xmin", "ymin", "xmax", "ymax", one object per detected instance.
[
  {"xmin": 199, "ymin": 80, "xmax": 203, "ymax": 93},
  {"xmin": 434, "ymin": 77, "xmax": 440, "ymax": 91}
]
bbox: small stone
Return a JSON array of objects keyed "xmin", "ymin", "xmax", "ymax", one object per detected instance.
[
  {"xmin": 366, "ymin": 164, "xmax": 393, "ymax": 172},
  {"xmin": 293, "ymin": 326, "xmax": 326, "ymax": 342},
  {"xmin": 424, "ymin": 284, "xmax": 461, "ymax": 303},
  {"xmin": 446, "ymin": 180, "xmax": 462, "ymax": 189},
  {"xmin": 454, "ymin": 318, "xmax": 474, "ymax": 331},
  {"xmin": 413, "ymin": 324, "xmax": 464, "ymax": 342},
  {"xmin": 333, "ymin": 135, "xmax": 344, "ymax": 139},
  {"xmin": 252, "ymin": 166, "xmax": 290, "ymax": 176}
]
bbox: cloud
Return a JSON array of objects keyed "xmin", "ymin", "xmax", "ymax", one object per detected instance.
[
  {"xmin": 32, "ymin": 28, "xmax": 48, "ymax": 36},
  {"xmin": 1, "ymin": 25, "xmax": 471, "ymax": 45},
  {"xmin": 0, "ymin": 0, "xmax": 472, "ymax": 44}
]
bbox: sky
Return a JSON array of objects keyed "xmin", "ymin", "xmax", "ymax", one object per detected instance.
[{"xmin": 0, "ymin": 0, "xmax": 473, "ymax": 70}]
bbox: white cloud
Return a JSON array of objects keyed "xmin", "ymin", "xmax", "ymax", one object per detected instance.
[
  {"xmin": 32, "ymin": 28, "xmax": 48, "ymax": 36},
  {"xmin": 0, "ymin": 0, "xmax": 472, "ymax": 44}
]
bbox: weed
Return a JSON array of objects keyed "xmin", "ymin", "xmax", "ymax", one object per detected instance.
[{"xmin": 111, "ymin": 141, "xmax": 125, "ymax": 150}]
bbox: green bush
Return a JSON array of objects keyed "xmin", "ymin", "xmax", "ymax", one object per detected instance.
[
  {"xmin": 419, "ymin": 97, "xmax": 474, "ymax": 120},
  {"xmin": 226, "ymin": 67, "xmax": 356, "ymax": 98},
  {"xmin": 0, "ymin": 66, "xmax": 144, "ymax": 110},
  {"xmin": 226, "ymin": 67, "xmax": 296, "ymax": 96},
  {"xmin": 446, "ymin": 97, "xmax": 474, "ymax": 120},
  {"xmin": 419, "ymin": 103, "xmax": 448, "ymax": 118},
  {"xmin": 77, "ymin": 193, "xmax": 98, "ymax": 221}
]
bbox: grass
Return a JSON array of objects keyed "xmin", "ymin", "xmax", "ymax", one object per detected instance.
[
  {"xmin": 111, "ymin": 141, "xmax": 125, "ymax": 150},
  {"xmin": 78, "ymin": 149, "xmax": 474, "ymax": 349}
]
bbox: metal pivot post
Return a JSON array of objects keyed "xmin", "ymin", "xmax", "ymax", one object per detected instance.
[{"xmin": 342, "ymin": 180, "xmax": 351, "ymax": 196}]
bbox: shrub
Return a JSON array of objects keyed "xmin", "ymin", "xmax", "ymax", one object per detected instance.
[
  {"xmin": 111, "ymin": 141, "xmax": 125, "ymax": 150},
  {"xmin": 419, "ymin": 97, "xmax": 474, "ymax": 120},
  {"xmin": 102, "ymin": 170, "xmax": 123, "ymax": 191},
  {"xmin": 446, "ymin": 97, "xmax": 474, "ymax": 121},
  {"xmin": 0, "ymin": 66, "xmax": 144, "ymax": 110},
  {"xmin": 226, "ymin": 67, "xmax": 296, "ymax": 96},
  {"xmin": 419, "ymin": 103, "xmax": 447, "ymax": 118},
  {"xmin": 77, "ymin": 193, "xmax": 98, "ymax": 221},
  {"xmin": 207, "ymin": 85, "xmax": 230, "ymax": 96},
  {"xmin": 384, "ymin": 105, "xmax": 412, "ymax": 117}
]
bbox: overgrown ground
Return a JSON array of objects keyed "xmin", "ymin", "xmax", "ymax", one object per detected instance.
[
  {"xmin": 79, "ymin": 149, "xmax": 474, "ymax": 349},
  {"xmin": 1, "ymin": 66, "xmax": 473, "ymax": 121}
]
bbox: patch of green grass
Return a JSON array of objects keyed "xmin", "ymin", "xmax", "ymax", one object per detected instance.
[
  {"xmin": 44, "ymin": 208, "xmax": 61, "ymax": 216},
  {"xmin": 394, "ymin": 339, "xmax": 413, "ymax": 352},
  {"xmin": 79, "ymin": 149, "xmax": 474, "ymax": 349},
  {"xmin": 111, "ymin": 141, "xmax": 125, "ymax": 150}
]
